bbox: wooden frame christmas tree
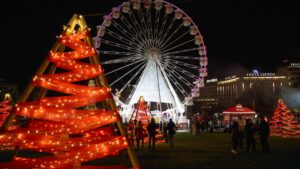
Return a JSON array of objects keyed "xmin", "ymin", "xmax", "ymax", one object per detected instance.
[
  {"xmin": 129, "ymin": 96, "xmax": 152, "ymax": 125},
  {"xmin": 0, "ymin": 14, "xmax": 139, "ymax": 169}
]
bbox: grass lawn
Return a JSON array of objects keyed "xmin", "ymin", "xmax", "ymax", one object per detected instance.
[
  {"xmin": 1, "ymin": 132, "xmax": 300, "ymax": 169},
  {"xmin": 132, "ymin": 132, "xmax": 300, "ymax": 169}
]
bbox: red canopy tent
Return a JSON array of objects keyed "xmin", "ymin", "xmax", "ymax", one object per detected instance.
[{"xmin": 223, "ymin": 104, "xmax": 256, "ymax": 125}]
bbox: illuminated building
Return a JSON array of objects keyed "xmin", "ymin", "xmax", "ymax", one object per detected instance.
[
  {"xmin": 193, "ymin": 72, "xmax": 291, "ymax": 116},
  {"xmin": 287, "ymin": 62, "xmax": 300, "ymax": 87},
  {"xmin": 0, "ymin": 79, "xmax": 19, "ymax": 103}
]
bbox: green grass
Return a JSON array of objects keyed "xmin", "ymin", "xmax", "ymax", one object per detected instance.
[
  {"xmin": 2, "ymin": 132, "xmax": 300, "ymax": 169},
  {"xmin": 132, "ymin": 132, "xmax": 300, "ymax": 169}
]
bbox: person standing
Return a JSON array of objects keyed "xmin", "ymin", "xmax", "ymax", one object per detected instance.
[
  {"xmin": 147, "ymin": 118, "xmax": 158, "ymax": 151},
  {"xmin": 245, "ymin": 119, "xmax": 256, "ymax": 152},
  {"xmin": 163, "ymin": 121, "xmax": 168, "ymax": 143},
  {"xmin": 159, "ymin": 121, "xmax": 163, "ymax": 131},
  {"xmin": 167, "ymin": 118, "xmax": 176, "ymax": 148},
  {"xmin": 236, "ymin": 115, "xmax": 245, "ymax": 151},
  {"xmin": 191, "ymin": 115, "xmax": 197, "ymax": 135},
  {"xmin": 258, "ymin": 117, "xmax": 271, "ymax": 154},
  {"xmin": 131, "ymin": 119, "xmax": 138, "ymax": 146},
  {"xmin": 127, "ymin": 120, "xmax": 135, "ymax": 147},
  {"xmin": 136, "ymin": 121, "xmax": 147, "ymax": 150},
  {"xmin": 231, "ymin": 119, "xmax": 239, "ymax": 154}
]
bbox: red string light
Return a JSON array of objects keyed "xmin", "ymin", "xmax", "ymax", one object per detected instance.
[
  {"xmin": 0, "ymin": 100, "xmax": 12, "ymax": 128},
  {"xmin": 0, "ymin": 28, "xmax": 130, "ymax": 168},
  {"xmin": 270, "ymin": 99, "xmax": 300, "ymax": 138}
]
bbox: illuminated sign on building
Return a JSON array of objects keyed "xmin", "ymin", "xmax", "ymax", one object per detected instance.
[
  {"xmin": 290, "ymin": 63, "xmax": 300, "ymax": 67},
  {"xmin": 206, "ymin": 78, "xmax": 218, "ymax": 83},
  {"xmin": 225, "ymin": 75, "xmax": 237, "ymax": 80},
  {"xmin": 246, "ymin": 73, "xmax": 276, "ymax": 77}
]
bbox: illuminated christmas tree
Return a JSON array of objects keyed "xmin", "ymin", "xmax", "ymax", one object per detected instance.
[
  {"xmin": 270, "ymin": 99, "xmax": 300, "ymax": 138},
  {"xmin": 269, "ymin": 100, "xmax": 283, "ymax": 136},
  {"xmin": 129, "ymin": 96, "xmax": 152, "ymax": 125},
  {"xmin": 127, "ymin": 96, "xmax": 151, "ymax": 145},
  {"xmin": 127, "ymin": 96, "xmax": 165, "ymax": 146},
  {"xmin": 0, "ymin": 14, "xmax": 139, "ymax": 169}
]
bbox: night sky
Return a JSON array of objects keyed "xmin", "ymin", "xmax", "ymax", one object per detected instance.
[{"xmin": 1, "ymin": 0, "xmax": 299, "ymax": 92}]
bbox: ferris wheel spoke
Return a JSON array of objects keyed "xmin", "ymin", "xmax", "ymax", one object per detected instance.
[
  {"xmin": 162, "ymin": 63, "xmax": 195, "ymax": 89},
  {"xmin": 99, "ymin": 50, "xmax": 137, "ymax": 56},
  {"xmin": 159, "ymin": 23, "xmax": 184, "ymax": 49},
  {"xmin": 125, "ymin": 10, "xmax": 146, "ymax": 37},
  {"xmin": 102, "ymin": 55, "xmax": 145, "ymax": 65},
  {"xmin": 100, "ymin": 38, "xmax": 137, "ymax": 52},
  {"xmin": 157, "ymin": 17, "xmax": 177, "ymax": 47},
  {"xmin": 120, "ymin": 12, "xmax": 148, "ymax": 44},
  {"xmin": 162, "ymin": 58, "xmax": 200, "ymax": 71},
  {"xmin": 119, "ymin": 63, "xmax": 147, "ymax": 94},
  {"xmin": 126, "ymin": 10, "xmax": 149, "ymax": 44},
  {"xmin": 161, "ymin": 30, "xmax": 190, "ymax": 52},
  {"xmin": 163, "ymin": 54, "xmax": 201, "ymax": 60},
  {"xmin": 110, "ymin": 18, "xmax": 143, "ymax": 46},
  {"xmin": 139, "ymin": 8, "xmax": 152, "ymax": 42},
  {"xmin": 161, "ymin": 38, "xmax": 195, "ymax": 54},
  {"xmin": 137, "ymin": 8, "xmax": 152, "ymax": 47},
  {"xmin": 164, "ymin": 65, "xmax": 199, "ymax": 88},
  {"xmin": 154, "ymin": 12, "xmax": 168, "ymax": 48},
  {"xmin": 164, "ymin": 63, "xmax": 198, "ymax": 80},
  {"xmin": 163, "ymin": 74, "xmax": 187, "ymax": 98},
  {"xmin": 109, "ymin": 59, "xmax": 147, "ymax": 86},
  {"xmin": 157, "ymin": 16, "xmax": 175, "ymax": 47},
  {"xmin": 106, "ymin": 58, "xmax": 146, "ymax": 75},
  {"xmin": 104, "ymin": 28, "xmax": 137, "ymax": 48},
  {"xmin": 146, "ymin": 9, "xmax": 154, "ymax": 46},
  {"xmin": 120, "ymin": 13, "xmax": 149, "ymax": 52},
  {"xmin": 163, "ymin": 47, "xmax": 199, "ymax": 55},
  {"xmin": 153, "ymin": 10, "xmax": 161, "ymax": 44},
  {"xmin": 161, "ymin": 68, "xmax": 189, "ymax": 98}
]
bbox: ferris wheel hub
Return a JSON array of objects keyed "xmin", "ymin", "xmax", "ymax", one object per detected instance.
[{"xmin": 146, "ymin": 48, "xmax": 161, "ymax": 60}]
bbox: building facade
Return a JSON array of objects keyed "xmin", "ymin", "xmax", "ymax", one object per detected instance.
[
  {"xmin": 193, "ymin": 72, "xmax": 291, "ymax": 117},
  {"xmin": 287, "ymin": 62, "xmax": 300, "ymax": 88},
  {"xmin": 0, "ymin": 79, "xmax": 19, "ymax": 103}
]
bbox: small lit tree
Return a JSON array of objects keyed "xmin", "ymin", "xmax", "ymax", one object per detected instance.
[
  {"xmin": 270, "ymin": 99, "xmax": 300, "ymax": 138},
  {"xmin": 129, "ymin": 96, "xmax": 152, "ymax": 125}
]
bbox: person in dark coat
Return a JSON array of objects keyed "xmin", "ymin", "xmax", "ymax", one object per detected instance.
[
  {"xmin": 245, "ymin": 119, "xmax": 256, "ymax": 152},
  {"xmin": 163, "ymin": 121, "xmax": 168, "ymax": 143},
  {"xmin": 136, "ymin": 120, "xmax": 147, "ymax": 150},
  {"xmin": 231, "ymin": 120, "xmax": 239, "ymax": 154},
  {"xmin": 147, "ymin": 118, "xmax": 158, "ymax": 151},
  {"xmin": 236, "ymin": 115, "xmax": 245, "ymax": 151},
  {"xmin": 167, "ymin": 119, "xmax": 176, "ymax": 148},
  {"xmin": 258, "ymin": 117, "xmax": 271, "ymax": 154}
]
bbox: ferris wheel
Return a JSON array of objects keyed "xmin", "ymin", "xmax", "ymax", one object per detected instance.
[{"xmin": 93, "ymin": 0, "xmax": 208, "ymax": 120}]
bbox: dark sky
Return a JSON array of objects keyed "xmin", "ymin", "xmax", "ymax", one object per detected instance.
[{"xmin": 1, "ymin": 0, "xmax": 299, "ymax": 92}]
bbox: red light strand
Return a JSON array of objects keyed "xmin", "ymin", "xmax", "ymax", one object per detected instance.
[{"xmin": 0, "ymin": 29, "xmax": 130, "ymax": 169}]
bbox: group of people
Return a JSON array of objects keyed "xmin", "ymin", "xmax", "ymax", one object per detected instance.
[
  {"xmin": 128, "ymin": 118, "xmax": 177, "ymax": 151},
  {"xmin": 231, "ymin": 115, "xmax": 271, "ymax": 155}
]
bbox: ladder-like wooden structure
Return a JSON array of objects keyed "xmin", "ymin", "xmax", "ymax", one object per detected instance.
[{"xmin": 0, "ymin": 14, "xmax": 139, "ymax": 169}]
